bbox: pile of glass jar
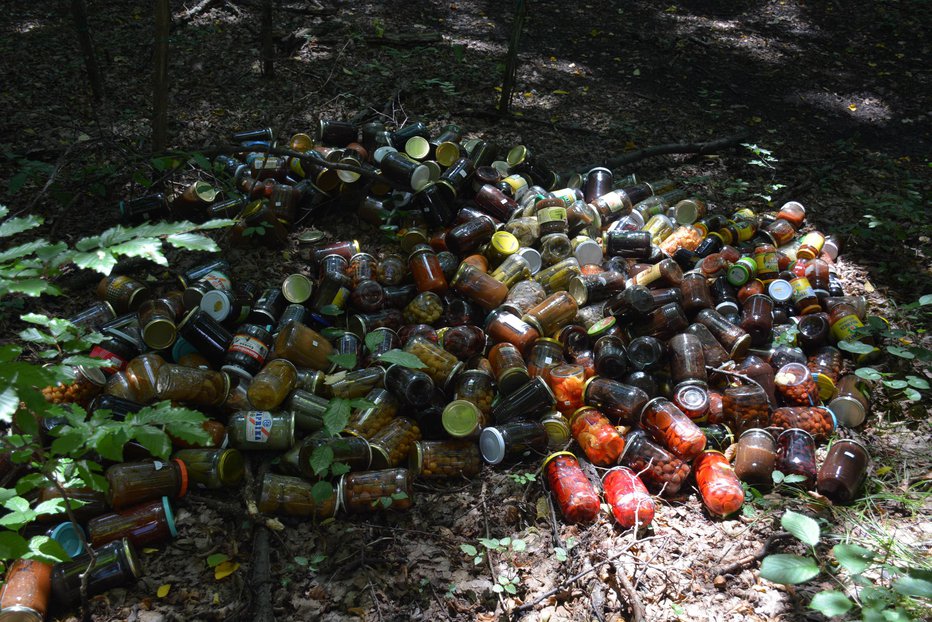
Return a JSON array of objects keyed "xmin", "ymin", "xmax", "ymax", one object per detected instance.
[{"xmin": 3, "ymin": 121, "xmax": 880, "ymax": 619}]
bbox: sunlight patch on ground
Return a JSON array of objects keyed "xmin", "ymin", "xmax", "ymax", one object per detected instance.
[
  {"xmin": 792, "ymin": 89, "xmax": 893, "ymax": 125},
  {"xmin": 13, "ymin": 20, "xmax": 41, "ymax": 34}
]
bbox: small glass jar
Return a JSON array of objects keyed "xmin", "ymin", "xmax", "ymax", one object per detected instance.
[
  {"xmin": 345, "ymin": 388, "xmax": 399, "ymax": 439},
  {"xmin": 639, "ymin": 397, "xmax": 707, "ymax": 462},
  {"xmin": 533, "ymin": 257, "xmax": 582, "ymax": 295},
  {"xmin": 97, "ymin": 275, "xmax": 153, "ymax": 314},
  {"xmin": 489, "ymin": 254, "xmax": 532, "ymax": 288},
  {"xmin": 570, "ymin": 406, "xmax": 625, "ymax": 466},
  {"xmin": 404, "ymin": 335, "xmax": 463, "ymax": 389},
  {"xmin": 733, "ymin": 428, "xmax": 777, "ymax": 487},
  {"xmin": 542, "ymin": 452, "xmax": 600, "ymax": 524},
  {"xmin": 603, "ymin": 466, "xmax": 655, "ymax": 529},
  {"xmin": 522, "ymin": 291, "xmax": 578, "ymax": 336},
  {"xmin": 619, "ymin": 430, "xmax": 690, "ymax": 495},
  {"xmin": 375, "ymin": 253, "xmax": 405, "ymax": 286},
  {"xmin": 775, "ymin": 362, "xmax": 820, "ymax": 406},
  {"xmin": 172, "ymin": 448, "xmax": 244, "ymax": 489},
  {"xmin": 451, "ymin": 262, "xmax": 509, "ymax": 311},
  {"xmin": 408, "ymin": 244, "xmax": 449, "ymax": 295},
  {"xmin": 673, "ymin": 384, "xmax": 710, "ymax": 422},
  {"xmin": 491, "ymin": 377, "xmax": 557, "ymax": 424},
  {"xmin": 584, "ymin": 377, "xmax": 649, "ymax": 424},
  {"xmin": 106, "ymin": 459, "xmax": 187, "ymax": 511},
  {"xmin": 628, "ymin": 303, "xmax": 689, "ymax": 341},
  {"xmin": 771, "ymin": 406, "xmax": 835, "ymax": 442},
  {"xmin": 695, "ymin": 308, "xmax": 751, "ymax": 360},
  {"xmin": 805, "ymin": 258, "xmax": 832, "ymax": 294},
  {"xmin": 227, "ymin": 410, "xmax": 295, "ymax": 451},
  {"xmin": 503, "ymin": 280, "xmax": 547, "ymax": 316},
  {"xmin": 137, "ymin": 298, "xmax": 178, "ymax": 350},
  {"xmin": 87, "ymin": 497, "xmax": 177, "ymax": 548},
  {"xmin": 258, "ymin": 473, "xmax": 337, "ymax": 518},
  {"xmin": 484, "ymin": 309, "xmax": 540, "ymax": 357},
  {"xmin": 817, "ymin": 439, "xmax": 869, "ymax": 505},
  {"xmin": 245, "ymin": 359, "xmax": 296, "ymax": 410},
  {"xmin": 274, "ymin": 322, "xmax": 335, "ymax": 371},
  {"xmin": 829, "ymin": 374, "xmax": 871, "ymax": 427},
  {"xmin": 764, "ymin": 218, "xmax": 796, "ymax": 246},
  {"xmin": 485, "ymin": 342, "xmax": 528, "ymax": 396},
  {"xmin": 339, "ymin": 468, "xmax": 414, "ymax": 513},
  {"xmin": 722, "ymin": 384, "xmax": 771, "ymax": 436},
  {"xmin": 775, "ymin": 428, "xmax": 818, "ymax": 489},
  {"xmin": 222, "ymin": 323, "xmax": 272, "ymax": 377},
  {"xmin": 0, "ymin": 559, "xmax": 52, "ymax": 620},
  {"xmin": 593, "ymin": 335, "xmax": 628, "ymax": 380},
  {"xmin": 50, "ymin": 538, "xmax": 140, "ymax": 610},
  {"xmin": 526, "ymin": 338, "xmax": 565, "ymax": 380},
  {"xmin": 410, "ymin": 440, "xmax": 482, "ymax": 479},
  {"xmin": 445, "ymin": 215, "xmax": 496, "ymax": 256},
  {"xmin": 789, "ymin": 276, "xmax": 821, "ymax": 315},
  {"xmin": 740, "ymin": 294, "xmax": 774, "ymax": 347},
  {"xmin": 156, "ymin": 364, "xmax": 229, "ymax": 407},
  {"xmin": 368, "ymin": 417, "xmax": 422, "ymax": 469},
  {"xmin": 403, "ymin": 291, "xmax": 444, "ymax": 325},
  {"xmin": 753, "ymin": 243, "xmax": 779, "ymax": 284},
  {"xmin": 548, "ymin": 364, "xmax": 587, "ymax": 415},
  {"xmin": 438, "ymin": 325, "xmax": 485, "ymax": 360},
  {"xmin": 668, "ymin": 333, "xmax": 707, "ymax": 388},
  {"xmin": 694, "ymin": 451, "xmax": 744, "ymax": 517},
  {"xmin": 452, "ymin": 369, "xmax": 495, "ymax": 415},
  {"xmin": 539, "ymin": 233, "xmax": 573, "ymax": 266}
]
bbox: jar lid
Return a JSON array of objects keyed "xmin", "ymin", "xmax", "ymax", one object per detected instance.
[
  {"xmin": 507, "ymin": 145, "xmax": 528, "ymax": 168},
  {"xmin": 478, "ymin": 426, "xmax": 506, "ymax": 464},
  {"xmin": 408, "ymin": 441, "xmax": 423, "ymax": 474},
  {"xmin": 410, "ymin": 163, "xmax": 432, "ymax": 191},
  {"xmin": 812, "ymin": 372, "xmax": 837, "ymax": 401},
  {"xmin": 121, "ymin": 537, "xmax": 143, "ymax": 579},
  {"xmin": 498, "ymin": 367, "xmax": 531, "ymax": 396},
  {"xmin": 539, "ymin": 450, "xmax": 577, "ymax": 474},
  {"xmin": 587, "ymin": 316, "xmax": 616, "ymax": 339},
  {"xmin": 827, "ymin": 397, "xmax": 866, "ymax": 427},
  {"xmin": 49, "ymin": 520, "xmax": 86, "ymax": 558},
  {"xmin": 200, "ymin": 289, "xmax": 232, "ymax": 322},
  {"xmin": 171, "ymin": 336, "xmax": 198, "ymax": 364},
  {"xmin": 405, "ymin": 135, "xmax": 431, "ymax": 160},
  {"xmin": 296, "ymin": 229, "xmax": 325, "ymax": 244},
  {"xmin": 218, "ymin": 449, "xmax": 246, "ymax": 486},
  {"xmin": 491, "ymin": 231, "xmax": 520, "ymax": 256},
  {"xmin": 776, "ymin": 427, "xmax": 815, "ymax": 442},
  {"xmin": 728, "ymin": 333, "xmax": 752, "ymax": 360},
  {"xmin": 442, "ymin": 400, "xmax": 481, "ymax": 438},
  {"xmin": 540, "ymin": 412, "xmax": 571, "ymax": 447},
  {"xmin": 173, "ymin": 458, "xmax": 189, "ymax": 498},
  {"xmin": 516, "ymin": 247, "xmax": 542, "ymax": 275},
  {"xmin": 573, "ymin": 238, "xmax": 603, "ymax": 267},
  {"xmin": 76, "ymin": 365, "xmax": 107, "ymax": 388},
  {"xmin": 142, "ymin": 317, "xmax": 177, "ymax": 351},
  {"xmin": 162, "ymin": 496, "xmax": 178, "ymax": 538},
  {"xmin": 369, "ymin": 444, "xmax": 392, "ymax": 470},
  {"xmin": 0, "ymin": 606, "xmax": 44, "ymax": 622},
  {"xmin": 567, "ymin": 275, "xmax": 588, "ymax": 306},
  {"xmin": 768, "ymin": 279, "xmax": 793, "ymax": 303},
  {"xmin": 726, "ymin": 263, "xmax": 752, "ymax": 287},
  {"xmin": 282, "ymin": 274, "xmax": 314, "ymax": 304}
]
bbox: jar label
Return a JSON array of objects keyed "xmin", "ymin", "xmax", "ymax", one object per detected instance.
[
  {"xmin": 790, "ymin": 277, "xmax": 816, "ymax": 303},
  {"xmin": 755, "ymin": 250, "xmax": 778, "ymax": 275},
  {"xmin": 89, "ymin": 345, "xmax": 128, "ymax": 373},
  {"xmin": 731, "ymin": 220, "xmax": 755, "ymax": 242},
  {"xmin": 831, "ymin": 314, "xmax": 864, "ymax": 342},
  {"xmin": 230, "ymin": 334, "xmax": 270, "ymax": 363},
  {"xmin": 501, "ymin": 313, "xmax": 527, "ymax": 332},
  {"xmin": 202, "ymin": 270, "xmax": 232, "ymax": 291},
  {"xmin": 246, "ymin": 412, "xmax": 273, "ymax": 443}
]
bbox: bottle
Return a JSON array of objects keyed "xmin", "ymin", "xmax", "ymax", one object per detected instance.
[
  {"xmin": 106, "ymin": 459, "xmax": 188, "ymax": 510},
  {"xmin": 817, "ymin": 439, "xmax": 869, "ymax": 505},
  {"xmin": 693, "ymin": 450, "xmax": 744, "ymax": 517},
  {"xmin": 619, "ymin": 430, "xmax": 690, "ymax": 495}
]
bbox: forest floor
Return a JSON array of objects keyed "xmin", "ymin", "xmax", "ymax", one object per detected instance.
[{"xmin": 1, "ymin": 1, "xmax": 931, "ymax": 621}]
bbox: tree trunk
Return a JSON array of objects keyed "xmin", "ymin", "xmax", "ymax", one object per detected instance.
[
  {"xmin": 498, "ymin": 0, "xmax": 528, "ymax": 113},
  {"xmin": 153, "ymin": 0, "xmax": 170, "ymax": 151},
  {"xmin": 70, "ymin": 0, "xmax": 104, "ymax": 102},
  {"xmin": 261, "ymin": 0, "xmax": 274, "ymax": 78}
]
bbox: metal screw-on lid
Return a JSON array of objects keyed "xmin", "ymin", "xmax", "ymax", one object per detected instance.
[
  {"xmin": 442, "ymin": 400, "xmax": 481, "ymax": 438},
  {"xmin": 768, "ymin": 279, "xmax": 794, "ymax": 303},
  {"xmin": 827, "ymin": 397, "xmax": 866, "ymax": 427},
  {"xmin": 408, "ymin": 441, "xmax": 424, "ymax": 474},
  {"xmin": 573, "ymin": 238, "xmax": 603, "ymax": 266},
  {"xmin": 567, "ymin": 275, "xmax": 588, "ymax": 306},
  {"xmin": 479, "ymin": 426, "xmax": 506, "ymax": 465},
  {"xmin": 281, "ymin": 274, "xmax": 314, "ymax": 304},
  {"xmin": 0, "ymin": 605, "xmax": 44, "ymax": 622},
  {"xmin": 516, "ymin": 247, "xmax": 542, "ymax": 275}
]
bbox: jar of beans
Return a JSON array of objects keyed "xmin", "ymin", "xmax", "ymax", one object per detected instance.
[
  {"xmin": 722, "ymin": 383, "xmax": 771, "ymax": 436},
  {"xmin": 770, "ymin": 406, "xmax": 835, "ymax": 443}
]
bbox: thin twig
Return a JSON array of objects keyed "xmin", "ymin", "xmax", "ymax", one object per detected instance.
[
  {"xmin": 615, "ymin": 565, "xmax": 645, "ymax": 622},
  {"xmin": 575, "ymin": 131, "xmax": 751, "ymax": 171},
  {"xmin": 714, "ymin": 531, "xmax": 791, "ymax": 576}
]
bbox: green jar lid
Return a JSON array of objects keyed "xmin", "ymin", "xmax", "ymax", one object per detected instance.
[
  {"xmin": 282, "ymin": 274, "xmax": 314, "ymax": 304},
  {"xmin": 540, "ymin": 412, "xmax": 571, "ymax": 448},
  {"xmin": 587, "ymin": 316, "xmax": 616, "ymax": 338},
  {"xmin": 442, "ymin": 400, "xmax": 481, "ymax": 438}
]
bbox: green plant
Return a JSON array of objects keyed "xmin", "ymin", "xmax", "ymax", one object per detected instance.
[
  {"xmin": 507, "ymin": 471, "xmax": 537, "ymax": 486},
  {"xmin": 459, "ymin": 536, "xmax": 527, "ymax": 566},
  {"xmin": 760, "ymin": 510, "xmax": 931, "ymax": 620}
]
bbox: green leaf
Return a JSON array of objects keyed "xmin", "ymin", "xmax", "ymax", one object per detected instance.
[
  {"xmin": 885, "ymin": 346, "xmax": 915, "ymax": 360},
  {"xmin": 903, "ymin": 388, "xmax": 922, "ymax": 401},
  {"xmin": 311, "ymin": 481, "xmax": 334, "ymax": 504},
  {"xmin": 838, "ymin": 340, "xmax": 876, "ymax": 355},
  {"xmin": 51, "ymin": 431, "xmax": 85, "ymax": 456},
  {"xmin": 89, "ymin": 426, "xmax": 130, "ymax": 462},
  {"xmin": 166, "ymin": 232, "xmax": 219, "ymax": 252},
  {"xmin": 207, "ymin": 553, "xmax": 230, "ymax": 568},
  {"xmin": 33, "ymin": 498, "xmax": 69, "ymax": 517},
  {"xmin": 0, "ymin": 531, "xmax": 30, "ymax": 559},
  {"xmin": 460, "ymin": 544, "xmax": 478, "ymax": 557},
  {"xmin": 783, "ymin": 474, "xmax": 808, "ymax": 484},
  {"xmin": 882, "ymin": 379, "xmax": 909, "ymax": 390},
  {"xmin": 892, "ymin": 575, "xmax": 932, "ymax": 598},
  {"xmin": 133, "ymin": 425, "xmax": 173, "ymax": 459},
  {"xmin": 319, "ymin": 304, "xmax": 343, "ymax": 317},
  {"xmin": 108, "ymin": 237, "xmax": 168, "ymax": 266},
  {"xmin": 309, "ymin": 446, "xmax": 335, "ymax": 476},
  {"xmin": 323, "ymin": 399, "xmax": 351, "ymax": 437},
  {"xmin": 554, "ymin": 547, "xmax": 567, "ymax": 562},
  {"xmin": 905, "ymin": 376, "xmax": 930, "ymax": 390},
  {"xmin": 771, "ymin": 470, "xmax": 785, "ymax": 484},
  {"xmin": 833, "ymin": 544, "xmax": 875, "ymax": 575},
  {"xmin": 72, "ymin": 249, "xmax": 118, "ymax": 274},
  {"xmin": 855, "ymin": 367, "xmax": 884, "ymax": 381},
  {"xmin": 781, "ymin": 511, "xmax": 821, "ymax": 547},
  {"xmin": 365, "ymin": 331, "xmax": 385, "ymax": 353},
  {"xmin": 327, "ymin": 353, "xmax": 357, "ymax": 370},
  {"xmin": 759, "ymin": 554, "xmax": 820, "ymax": 585},
  {"xmin": 198, "ymin": 218, "xmax": 236, "ymax": 230},
  {"xmin": 8, "ymin": 278, "xmax": 54, "ymax": 297},
  {"xmin": 329, "ymin": 461, "xmax": 350, "ymax": 476},
  {"xmin": 0, "ymin": 214, "xmax": 43, "ymax": 238},
  {"xmin": 919, "ymin": 294, "xmax": 932, "ymax": 306},
  {"xmin": 0, "ymin": 345, "xmax": 22, "ymax": 363},
  {"xmin": 377, "ymin": 349, "xmax": 426, "ymax": 369},
  {"xmin": 503, "ymin": 582, "xmax": 517, "ymax": 594},
  {"xmin": 3, "ymin": 496, "xmax": 30, "ymax": 513},
  {"xmin": 26, "ymin": 535, "xmax": 71, "ymax": 564},
  {"xmin": 511, "ymin": 539, "xmax": 527, "ymax": 552},
  {"xmin": 15, "ymin": 473, "xmax": 47, "ymax": 495},
  {"xmin": 808, "ymin": 591, "xmax": 854, "ymax": 617},
  {"xmin": 0, "ymin": 240, "xmax": 48, "ymax": 263}
]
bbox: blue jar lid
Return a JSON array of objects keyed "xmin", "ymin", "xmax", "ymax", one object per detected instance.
[
  {"xmin": 49, "ymin": 521, "xmax": 86, "ymax": 558},
  {"xmin": 162, "ymin": 497, "xmax": 178, "ymax": 538},
  {"xmin": 171, "ymin": 336, "xmax": 197, "ymax": 363}
]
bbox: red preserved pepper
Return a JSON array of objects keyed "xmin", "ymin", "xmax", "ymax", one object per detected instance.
[
  {"xmin": 638, "ymin": 397, "xmax": 707, "ymax": 462},
  {"xmin": 569, "ymin": 407, "xmax": 625, "ymax": 466},
  {"xmin": 542, "ymin": 452, "xmax": 600, "ymax": 524},
  {"xmin": 693, "ymin": 450, "xmax": 744, "ymax": 517},
  {"xmin": 603, "ymin": 466, "xmax": 655, "ymax": 528}
]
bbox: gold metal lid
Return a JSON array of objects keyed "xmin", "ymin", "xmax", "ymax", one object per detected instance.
[
  {"xmin": 408, "ymin": 441, "xmax": 424, "ymax": 474},
  {"xmin": 281, "ymin": 274, "xmax": 314, "ymax": 304},
  {"xmin": 442, "ymin": 400, "xmax": 481, "ymax": 438},
  {"xmin": 142, "ymin": 318, "xmax": 177, "ymax": 351},
  {"xmin": 490, "ymin": 231, "xmax": 519, "ymax": 255}
]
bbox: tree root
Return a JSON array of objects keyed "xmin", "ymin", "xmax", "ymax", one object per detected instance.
[
  {"xmin": 576, "ymin": 130, "xmax": 751, "ymax": 171},
  {"xmin": 714, "ymin": 530, "xmax": 791, "ymax": 576}
]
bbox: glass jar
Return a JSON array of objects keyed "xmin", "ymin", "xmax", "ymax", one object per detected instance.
[
  {"xmin": 440, "ymin": 400, "xmax": 486, "ymax": 439},
  {"xmin": 668, "ymin": 333, "xmax": 707, "ymax": 388},
  {"xmin": 87, "ymin": 497, "xmax": 177, "ymax": 548},
  {"xmin": 775, "ymin": 201, "xmax": 806, "ymax": 229},
  {"xmin": 570, "ymin": 406, "xmax": 624, "ymax": 466},
  {"xmin": 695, "ymin": 308, "xmax": 751, "ymax": 359},
  {"xmin": 538, "ymin": 233, "xmax": 572, "ymax": 267},
  {"xmin": 541, "ymin": 452, "xmax": 600, "ymax": 524},
  {"xmin": 526, "ymin": 338, "xmax": 565, "ymax": 380},
  {"xmin": 375, "ymin": 253, "xmax": 406, "ymax": 286},
  {"xmin": 593, "ymin": 335, "xmax": 628, "ymax": 380},
  {"xmin": 639, "ymin": 397, "xmax": 707, "ymax": 461},
  {"xmin": 440, "ymin": 325, "xmax": 486, "ymax": 360},
  {"xmin": 735, "ymin": 354, "xmax": 777, "ymax": 405},
  {"xmin": 35, "ymin": 486, "xmax": 107, "ymax": 524},
  {"xmin": 763, "ymin": 218, "xmax": 796, "ymax": 246},
  {"xmin": 632, "ymin": 258, "xmax": 684, "ymax": 289},
  {"xmin": 137, "ymin": 298, "xmax": 178, "ymax": 351},
  {"xmin": 410, "ymin": 440, "xmax": 482, "ymax": 479},
  {"xmin": 679, "ymin": 272, "xmax": 714, "ymax": 317},
  {"xmin": 789, "ymin": 276, "xmax": 821, "ymax": 315},
  {"xmin": 753, "ymin": 243, "xmax": 779, "ymax": 284},
  {"xmin": 503, "ymin": 217, "xmax": 541, "ymax": 248},
  {"xmin": 603, "ymin": 466, "xmax": 655, "ymax": 529},
  {"xmin": 567, "ymin": 271, "xmax": 627, "ymax": 308},
  {"xmin": 829, "ymin": 374, "xmax": 871, "ymax": 427},
  {"xmin": 673, "ymin": 384, "xmax": 710, "ymax": 422},
  {"xmin": 282, "ymin": 435, "xmax": 372, "ymax": 479},
  {"xmin": 172, "ymin": 448, "xmax": 243, "ymax": 489},
  {"xmin": 722, "ymin": 383, "xmax": 771, "ymax": 436},
  {"xmin": 796, "ymin": 313, "xmax": 830, "ymax": 353},
  {"xmin": 489, "ymin": 254, "xmax": 532, "ymax": 289},
  {"xmin": 106, "ymin": 459, "xmax": 187, "ymax": 510},
  {"xmin": 345, "ymin": 388, "xmax": 399, "ymax": 438},
  {"xmin": 504, "ymin": 279, "xmax": 547, "ymax": 315},
  {"xmin": 408, "ymin": 245, "xmax": 449, "ymax": 295},
  {"xmin": 604, "ymin": 230, "xmax": 652, "ymax": 258},
  {"xmin": 451, "ymin": 262, "xmax": 509, "ymax": 311},
  {"xmin": 489, "ymin": 342, "xmax": 530, "ymax": 396},
  {"xmin": 533, "ymin": 257, "xmax": 581, "ymax": 295},
  {"xmin": 273, "ymin": 322, "xmax": 335, "ymax": 371},
  {"xmin": 625, "ymin": 336, "xmax": 666, "ymax": 371},
  {"xmin": 177, "ymin": 309, "xmax": 232, "ymax": 367},
  {"xmin": 817, "ymin": 439, "xmax": 869, "ymax": 505},
  {"xmin": 548, "ymin": 364, "xmax": 587, "ymax": 415},
  {"xmin": 733, "ymin": 428, "xmax": 777, "ymax": 487},
  {"xmin": 584, "ymin": 377, "xmax": 649, "ymax": 424},
  {"xmin": 452, "ymin": 369, "xmax": 495, "ymax": 415},
  {"xmin": 281, "ymin": 389, "xmax": 326, "ymax": 433},
  {"xmin": 775, "ymin": 428, "xmax": 818, "ymax": 489},
  {"xmin": 771, "ymin": 406, "xmax": 835, "ymax": 442},
  {"xmin": 807, "ymin": 346, "xmax": 843, "ymax": 384},
  {"xmin": 619, "ymin": 430, "xmax": 690, "ymax": 496},
  {"xmin": 381, "ymin": 364, "xmax": 432, "ymax": 407},
  {"xmin": 339, "ymin": 468, "xmax": 414, "ymax": 512},
  {"xmin": 347, "ymin": 253, "xmax": 378, "ymax": 288},
  {"xmin": 403, "ymin": 291, "xmax": 443, "ymax": 325},
  {"xmin": 522, "ymin": 292, "xmax": 578, "ymax": 336},
  {"xmin": 629, "ymin": 303, "xmax": 689, "ymax": 341},
  {"xmin": 775, "ymin": 362, "xmax": 820, "ymax": 406},
  {"xmin": 404, "ymin": 335, "xmax": 463, "ymax": 389},
  {"xmin": 155, "ymin": 364, "xmax": 229, "ymax": 407},
  {"xmin": 50, "ymin": 538, "xmax": 140, "ymax": 610},
  {"xmin": 694, "ymin": 451, "xmax": 744, "ymax": 517},
  {"xmin": 0, "ymin": 559, "xmax": 52, "ymax": 620},
  {"xmin": 222, "ymin": 324, "xmax": 272, "ymax": 377},
  {"xmin": 368, "ymin": 417, "xmax": 422, "ymax": 469},
  {"xmin": 257, "ymin": 473, "xmax": 337, "ymax": 519},
  {"xmin": 805, "ymin": 258, "xmax": 831, "ymax": 295},
  {"xmin": 740, "ymin": 294, "xmax": 774, "ymax": 347},
  {"xmin": 42, "ymin": 364, "xmax": 108, "ymax": 408},
  {"xmin": 227, "ymin": 410, "xmax": 295, "ymax": 451},
  {"xmin": 484, "ymin": 309, "xmax": 540, "ymax": 357},
  {"xmin": 446, "ymin": 215, "xmax": 497, "ymax": 257},
  {"xmin": 491, "ymin": 377, "xmax": 557, "ymax": 424},
  {"xmin": 97, "ymin": 275, "xmax": 152, "ymax": 314},
  {"xmin": 244, "ymin": 359, "xmax": 296, "ymax": 410}
]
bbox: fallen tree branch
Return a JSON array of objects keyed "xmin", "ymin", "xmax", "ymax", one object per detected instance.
[
  {"xmin": 615, "ymin": 567, "xmax": 645, "ymax": 622},
  {"xmin": 578, "ymin": 130, "xmax": 751, "ymax": 171},
  {"xmin": 714, "ymin": 531, "xmax": 791, "ymax": 576}
]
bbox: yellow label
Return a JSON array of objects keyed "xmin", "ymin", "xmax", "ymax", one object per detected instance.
[
  {"xmin": 731, "ymin": 220, "xmax": 755, "ymax": 242},
  {"xmin": 634, "ymin": 263, "xmax": 662, "ymax": 287},
  {"xmin": 831, "ymin": 314, "xmax": 864, "ymax": 342},
  {"xmin": 790, "ymin": 277, "xmax": 816, "ymax": 302},
  {"xmin": 755, "ymin": 250, "xmax": 778, "ymax": 275}
]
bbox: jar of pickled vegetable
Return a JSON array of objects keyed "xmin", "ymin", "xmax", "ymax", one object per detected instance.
[
  {"xmin": 693, "ymin": 451, "xmax": 744, "ymax": 517},
  {"xmin": 722, "ymin": 384, "xmax": 771, "ymax": 436},
  {"xmin": 639, "ymin": 397, "xmax": 707, "ymax": 462},
  {"xmin": 452, "ymin": 369, "xmax": 495, "ymax": 415},
  {"xmin": 817, "ymin": 439, "xmax": 869, "ymax": 505},
  {"xmin": 534, "ymin": 257, "xmax": 582, "ymax": 295},
  {"xmin": 274, "ymin": 322, "xmax": 335, "ymax": 371},
  {"xmin": 0, "ymin": 559, "xmax": 52, "ymax": 621},
  {"xmin": 733, "ymin": 428, "xmax": 776, "ymax": 486},
  {"xmin": 807, "ymin": 346, "xmax": 843, "ymax": 383},
  {"xmin": 156, "ymin": 364, "xmax": 229, "ymax": 407},
  {"xmin": 87, "ymin": 497, "xmax": 177, "ymax": 548},
  {"xmin": 548, "ymin": 364, "xmax": 586, "ymax": 415},
  {"xmin": 451, "ymin": 262, "xmax": 509, "ymax": 311},
  {"xmin": 775, "ymin": 428, "xmax": 817, "ymax": 489},
  {"xmin": 245, "ymin": 359, "xmax": 297, "ymax": 410},
  {"xmin": 484, "ymin": 309, "xmax": 540, "ymax": 357},
  {"xmin": 410, "ymin": 440, "xmax": 481, "ymax": 479},
  {"xmin": 227, "ymin": 410, "xmax": 295, "ymax": 451},
  {"xmin": 402, "ymin": 291, "xmax": 443, "ymax": 325},
  {"xmin": 522, "ymin": 292, "xmax": 578, "ymax": 337},
  {"xmin": 258, "ymin": 473, "xmax": 337, "ymax": 518},
  {"xmin": 172, "ymin": 448, "xmax": 244, "ymax": 490},
  {"xmin": 439, "ymin": 400, "xmax": 486, "ymax": 439},
  {"xmin": 445, "ymin": 215, "xmax": 496, "ymax": 256},
  {"xmin": 503, "ymin": 279, "xmax": 547, "ymax": 316},
  {"xmin": 771, "ymin": 406, "xmax": 835, "ymax": 443},
  {"xmin": 488, "ymin": 342, "xmax": 529, "ymax": 396},
  {"xmin": 673, "ymin": 384, "xmax": 710, "ymax": 422},
  {"xmin": 408, "ymin": 245, "xmax": 449, "ymax": 295},
  {"xmin": 106, "ymin": 459, "xmax": 187, "ymax": 511},
  {"xmin": 489, "ymin": 254, "xmax": 532, "ymax": 288},
  {"xmin": 491, "ymin": 377, "xmax": 558, "ymax": 425},
  {"xmin": 775, "ymin": 362, "xmax": 820, "ymax": 406},
  {"xmin": 570, "ymin": 407, "xmax": 624, "ymax": 466},
  {"xmin": 404, "ymin": 335, "xmax": 463, "ymax": 389},
  {"xmin": 668, "ymin": 333, "xmax": 707, "ymax": 389},
  {"xmin": 619, "ymin": 430, "xmax": 690, "ymax": 496},
  {"xmin": 542, "ymin": 452, "xmax": 600, "ymax": 524},
  {"xmin": 603, "ymin": 466, "xmax": 655, "ymax": 529},
  {"xmin": 339, "ymin": 468, "xmax": 413, "ymax": 512},
  {"xmin": 584, "ymin": 377, "xmax": 649, "ymax": 424},
  {"xmin": 344, "ymin": 388, "xmax": 399, "ymax": 439},
  {"xmin": 368, "ymin": 417, "xmax": 422, "ymax": 469},
  {"xmin": 526, "ymin": 338, "xmax": 565, "ymax": 380}
]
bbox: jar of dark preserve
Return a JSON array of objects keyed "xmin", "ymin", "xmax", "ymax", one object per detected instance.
[
  {"xmin": 223, "ymin": 323, "xmax": 272, "ymax": 376},
  {"xmin": 479, "ymin": 420, "xmax": 549, "ymax": 465},
  {"xmin": 775, "ymin": 428, "xmax": 818, "ymax": 489}
]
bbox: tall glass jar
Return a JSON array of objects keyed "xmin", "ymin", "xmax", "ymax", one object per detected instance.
[
  {"xmin": 694, "ymin": 451, "xmax": 744, "ymax": 517},
  {"xmin": 87, "ymin": 497, "xmax": 177, "ymax": 548},
  {"xmin": 548, "ymin": 364, "xmax": 587, "ymax": 415},
  {"xmin": 533, "ymin": 257, "xmax": 581, "ymax": 295},
  {"xmin": 807, "ymin": 346, "xmax": 843, "ymax": 383},
  {"xmin": 50, "ymin": 539, "xmax": 140, "ymax": 610},
  {"xmin": 0, "ymin": 559, "xmax": 52, "ymax": 621},
  {"xmin": 445, "ymin": 215, "xmax": 496, "ymax": 256},
  {"xmin": 503, "ymin": 279, "xmax": 547, "ymax": 315},
  {"xmin": 628, "ymin": 303, "xmax": 689, "ymax": 341},
  {"xmin": 368, "ymin": 417, "xmax": 422, "ymax": 469},
  {"xmin": 775, "ymin": 428, "xmax": 818, "ymax": 489},
  {"xmin": 489, "ymin": 342, "xmax": 531, "ymax": 396},
  {"xmin": 619, "ymin": 430, "xmax": 690, "ymax": 496},
  {"xmin": 273, "ymin": 322, "xmax": 334, "ymax": 371},
  {"xmin": 584, "ymin": 377, "xmax": 649, "ymax": 424},
  {"xmin": 542, "ymin": 452, "xmax": 601, "ymax": 524},
  {"xmin": 489, "ymin": 254, "xmax": 532, "ymax": 288},
  {"xmin": 124, "ymin": 353, "xmax": 165, "ymax": 403},
  {"xmin": 403, "ymin": 335, "xmax": 463, "ymax": 389},
  {"xmin": 722, "ymin": 384, "xmax": 771, "ymax": 436},
  {"xmin": 522, "ymin": 291, "xmax": 579, "ymax": 336},
  {"xmin": 451, "ymin": 262, "xmax": 509, "ymax": 311},
  {"xmin": 569, "ymin": 407, "xmax": 625, "ymax": 466},
  {"xmin": 383, "ymin": 364, "xmax": 433, "ymax": 407},
  {"xmin": 817, "ymin": 439, "xmax": 869, "ymax": 505},
  {"xmin": 668, "ymin": 333, "xmax": 707, "ymax": 388},
  {"xmin": 410, "ymin": 440, "xmax": 481, "ymax": 479},
  {"xmin": 257, "ymin": 473, "xmax": 337, "ymax": 518},
  {"xmin": 172, "ymin": 448, "xmax": 244, "ymax": 489},
  {"xmin": 408, "ymin": 245, "xmax": 449, "ymax": 295},
  {"xmin": 156, "ymin": 364, "xmax": 229, "ymax": 407},
  {"xmin": 829, "ymin": 374, "xmax": 871, "ymax": 427},
  {"xmin": 345, "ymin": 388, "xmax": 399, "ymax": 438},
  {"xmin": 479, "ymin": 421, "xmax": 549, "ymax": 464},
  {"xmin": 484, "ymin": 309, "xmax": 541, "ymax": 357},
  {"xmin": 680, "ymin": 272, "xmax": 714, "ymax": 317},
  {"xmin": 740, "ymin": 294, "xmax": 774, "ymax": 347},
  {"xmin": 735, "ymin": 354, "xmax": 777, "ymax": 406},
  {"xmin": 639, "ymin": 397, "xmax": 707, "ymax": 461},
  {"xmin": 603, "ymin": 466, "xmax": 655, "ymax": 529},
  {"xmin": 733, "ymin": 428, "xmax": 777, "ymax": 487},
  {"xmin": 402, "ymin": 291, "xmax": 443, "ymax": 325},
  {"xmin": 673, "ymin": 384, "xmax": 710, "ymax": 422},
  {"xmin": 526, "ymin": 338, "xmax": 565, "ymax": 380},
  {"xmin": 695, "ymin": 308, "xmax": 751, "ymax": 360},
  {"xmin": 491, "ymin": 377, "xmax": 557, "ymax": 424},
  {"xmin": 339, "ymin": 469, "xmax": 414, "ymax": 512},
  {"xmin": 106, "ymin": 459, "xmax": 187, "ymax": 511}
]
